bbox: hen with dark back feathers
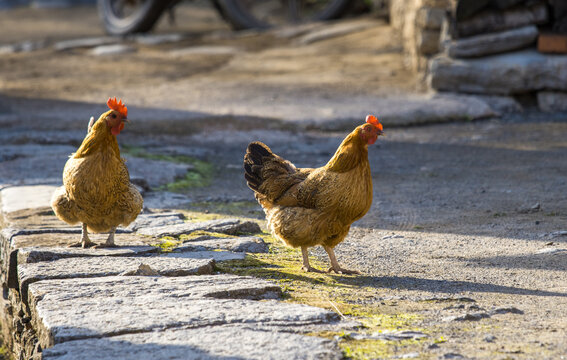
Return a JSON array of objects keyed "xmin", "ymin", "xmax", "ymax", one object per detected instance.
[{"xmin": 244, "ymin": 119, "xmax": 382, "ymax": 274}]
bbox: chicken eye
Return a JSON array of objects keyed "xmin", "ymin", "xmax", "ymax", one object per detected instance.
[{"xmin": 111, "ymin": 114, "xmax": 117, "ymax": 119}]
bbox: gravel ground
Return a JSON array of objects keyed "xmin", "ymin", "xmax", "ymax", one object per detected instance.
[{"xmin": 1, "ymin": 3, "xmax": 566, "ymax": 358}]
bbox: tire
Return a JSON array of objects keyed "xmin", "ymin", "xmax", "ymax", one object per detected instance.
[
  {"xmin": 214, "ymin": 0, "xmax": 354, "ymax": 30},
  {"xmin": 97, "ymin": 0, "xmax": 175, "ymax": 35}
]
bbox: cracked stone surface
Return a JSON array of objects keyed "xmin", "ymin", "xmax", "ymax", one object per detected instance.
[
  {"xmin": 42, "ymin": 325, "xmax": 341, "ymax": 360},
  {"xmin": 176, "ymin": 235, "xmax": 269, "ymax": 253},
  {"xmin": 18, "ymin": 256, "xmax": 215, "ymax": 299},
  {"xmin": 17, "ymin": 245, "xmax": 158, "ymax": 264},
  {"xmin": 27, "ymin": 275, "xmax": 338, "ymax": 349},
  {"xmin": 137, "ymin": 219, "xmax": 262, "ymax": 238},
  {"xmin": 126, "ymin": 211, "xmax": 185, "ymax": 231}
]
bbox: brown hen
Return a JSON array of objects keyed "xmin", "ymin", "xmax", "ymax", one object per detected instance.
[
  {"xmin": 51, "ymin": 98, "xmax": 143, "ymax": 248},
  {"xmin": 244, "ymin": 115, "xmax": 383, "ymax": 274}
]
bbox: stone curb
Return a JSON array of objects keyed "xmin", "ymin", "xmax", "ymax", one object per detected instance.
[{"xmin": 0, "ymin": 185, "xmax": 349, "ymax": 359}]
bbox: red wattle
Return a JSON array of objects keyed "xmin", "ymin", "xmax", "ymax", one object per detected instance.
[{"xmin": 111, "ymin": 123, "xmax": 123, "ymax": 136}]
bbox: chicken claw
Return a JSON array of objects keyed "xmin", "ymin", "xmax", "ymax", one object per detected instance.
[
  {"xmin": 327, "ymin": 266, "xmax": 361, "ymax": 275},
  {"xmin": 94, "ymin": 228, "xmax": 118, "ymax": 248},
  {"xmin": 69, "ymin": 223, "xmax": 96, "ymax": 248},
  {"xmin": 324, "ymin": 246, "xmax": 361, "ymax": 275},
  {"xmin": 301, "ymin": 247, "xmax": 325, "ymax": 273},
  {"xmin": 301, "ymin": 265, "xmax": 326, "ymax": 273}
]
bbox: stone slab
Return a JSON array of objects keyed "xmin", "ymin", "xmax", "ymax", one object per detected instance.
[
  {"xmin": 91, "ymin": 44, "xmax": 136, "ymax": 56},
  {"xmin": 416, "ymin": 7, "xmax": 445, "ymax": 30},
  {"xmin": 176, "ymin": 235, "xmax": 268, "ymax": 253},
  {"xmin": 26, "ymin": 275, "xmax": 338, "ymax": 348},
  {"xmin": 170, "ymin": 45, "xmax": 241, "ymax": 56},
  {"xmin": 141, "ymin": 191, "xmax": 192, "ymax": 210},
  {"xmin": 454, "ymin": 2, "xmax": 548, "ymax": 38},
  {"xmin": 135, "ymin": 33, "xmax": 185, "ymax": 45},
  {"xmin": 537, "ymin": 91, "xmax": 567, "ymax": 112},
  {"xmin": 297, "ymin": 20, "xmax": 377, "ymax": 45},
  {"xmin": 126, "ymin": 211, "xmax": 185, "ymax": 231},
  {"xmin": 137, "ymin": 218, "xmax": 262, "ymax": 238},
  {"xmin": 18, "ymin": 256, "xmax": 215, "ymax": 301},
  {"xmin": 17, "ymin": 245, "xmax": 158, "ymax": 264},
  {"xmin": 445, "ymin": 25, "xmax": 538, "ymax": 58},
  {"xmin": 1, "ymin": 185, "xmax": 56, "ymax": 214},
  {"xmin": 42, "ymin": 324, "xmax": 341, "ymax": 360},
  {"xmin": 306, "ymin": 92, "xmax": 499, "ymax": 130},
  {"xmin": 10, "ymin": 232, "xmax": 145, "ymax": 249},
  {"xmin": 54, "ymin": 37, "xmax": 119, "ymax": 51},
  {"xmin": 164, "ymin": 250, "xmax": 246, "ymax": 262},
  {"xmin": 429, "ymin": 50, "xmax": 567, "ymax": 95}
]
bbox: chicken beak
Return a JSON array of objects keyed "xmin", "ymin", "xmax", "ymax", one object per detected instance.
[{"xmin": 122, "ymin": 118, "xmax": 129, "ymax": 124}]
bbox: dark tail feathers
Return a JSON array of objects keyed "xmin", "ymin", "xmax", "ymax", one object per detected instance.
[{"xmin": 243, "ymin": 141, "xmax": 274, "ymax": 193}]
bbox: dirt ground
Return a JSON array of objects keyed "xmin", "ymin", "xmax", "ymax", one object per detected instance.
[{"xmin": 1, "ymin": 3, "xmax": 566, "ymax": 359}]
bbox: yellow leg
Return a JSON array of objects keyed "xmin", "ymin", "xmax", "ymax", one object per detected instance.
[{"xmin": 324, "ymin": 246, "xmax": 361, "ymax": 275}]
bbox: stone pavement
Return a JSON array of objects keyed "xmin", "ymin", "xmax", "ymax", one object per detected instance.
[{"xmin": 0, "ymin": 185, "xmax": 350, "ymax": 359}]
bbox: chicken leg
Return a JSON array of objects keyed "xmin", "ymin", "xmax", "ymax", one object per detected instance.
[
  {"xmin": 301, "ymin": 246, "xmax": 324, "ymax": 273},
  {"xmin": 70, "ymin": 223, "xmax": 95, "ymax": 248},
  {"xmin": 95, "ymin": 227, "xmax": 118, "ymax": 248},
  {"xmin": 324, "ymin": 246, "xmax": 360, "ymax": 275}
]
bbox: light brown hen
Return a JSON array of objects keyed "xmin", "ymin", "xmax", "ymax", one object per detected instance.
[
  {"xmin": 51, "ymin": 98, "xmax": 143, "ymax": 248},
  {"xmin": 244, "ymin": 115, "xmax": 383, "ymax": 274}
]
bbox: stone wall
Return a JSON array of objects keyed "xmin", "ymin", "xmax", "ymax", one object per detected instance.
[
  {"xmin": 390, "ymin": 0, "xmax": 452, "ymax": 72},
  {"xmin": 391, "ymin": 0, "xmax": 567, "ymax": 112}
]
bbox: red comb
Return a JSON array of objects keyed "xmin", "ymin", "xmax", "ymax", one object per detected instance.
[
  {"xmin": 366, "ymin": 114, "xmax": 383, "ymax": 131},
  {"xmin": 107, "ymin": 97, "xmax": 128, "ymax": 118}
]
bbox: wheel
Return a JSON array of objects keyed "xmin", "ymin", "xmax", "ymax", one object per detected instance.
[
  {"xmin": 97, "ymin": 0, "xmax": 175, "ymax": 35},
  {"xmin": 214, "ymin": 0, "xmax": 354, "ymax": 30}
]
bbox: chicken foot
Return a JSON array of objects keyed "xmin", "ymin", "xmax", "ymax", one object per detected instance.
[
  {"xmin": 69, "ymin": 223, "xmax": 95, "ymax": 248},
  {"xmin": 324, "ymin": 246, "xmax": 361, "ymax": 275},
  {"xmin": 301, "ymin": 246, "xmax": 325, "ymax": 273},
  {"xmin": 95, "ymin": 227, "xmax": 118, "ymax": 248}
]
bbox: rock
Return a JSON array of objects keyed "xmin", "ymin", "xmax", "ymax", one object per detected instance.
[
  {"xmin": 126, "ymin": 212, "xmax": 185, "ymax": 232},
  {"xmin": 549, "ymin": 230, "xmax": 567, "ymax": 238},
  {"xmin": 54, "ymin": 37, "xmax": 119, "ymax": 51},
  {"xmin": 1, "ymin": 185, "xmax": 56, "ymax": 214},
  {"xmin": 91, "ymin": 44, "xmax": 137, "ymax": 56},
  {"xmin": 416, "ymin": 29, "xmax": 441, "ymax": 55},
  {"xmin": 429, "ymin": 50, "xmax": 567, "ymax": 95},
  {"xmin": 17, "ymin": 245, "xmax": 157, "ymax": 264},
  {"xmin": 42, "ymin": 324, "xmax": 341, "ymax": 360},
  {"xmin": 535, "ymin": 248, "xmax": 567, "ymax": 255},
  {"xmin": 442, "ymin": 354, "xmax": 465, "ymax": 359},
  {"xmin": 141, "ymin": 191, "xmax": 192, "ymax": 210},
  {"xmin": 416, "ymin": 7, "xmax": 446, "ymax": 30},
  {"xmin": 445, "ymin": 25, "xmax": 538, "ymax": 58},
  {"xmin": 454, "ymin": 2, "xmax": 548, "ymax": 39},
  {"xmin": 297, "ymin": 20, "xmax": 377, "ymax": 45},
  {"xmin": 537, "ymin": 91, "xmax": 567, "ymax": 112},
  {"xmin": 170, "ymin": 46, "xmax": 241, "ymax": 56},
  {"xmin": 176, "ymin": 236, "xmax": 269, "ymax": 253},
  {"xmin": 443, "ymin": 312, "xmax": 491, "ymax": 321},
  {"xmin": 135, "ymin": 33, "xmax": 185, "ymax": 46},
  {"xmin": 121, "ymin": 263, "xmax": 159, "ymax": 276},
  {"xmin": 164, "ymin": 250, "xmax": 246, "ymax": 262},
  {"xmin": 137, "ymin": 219, "xmax": 261, "ymax": 238},
  {"xmin": 470, "ymin": 95, "xmax": 523, "ymax": 113},
  {"xmin": 26, "ymin": 275, "xmax": 338, "ymax": 348},
  {"xmin": 517, "ymin": 202, "xmax": 541, "ymax": 214},
  {"xmin": 124, "ymin": 156, "xmax": 195, "ymax": 189},
  {"xmin": 18, "ymin": 256, "xmax": 215, "ymax": 301},
  {"xmin": 272, "ymin": 22, "xmax": 324, "ymax": 39},
  {"xmin": 484, "ymin": 334, "xmax": 496, "ymax": 342},
  {"xmin": 491, "ymin": 307, "xmax": 524, "ymax": 315}
]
